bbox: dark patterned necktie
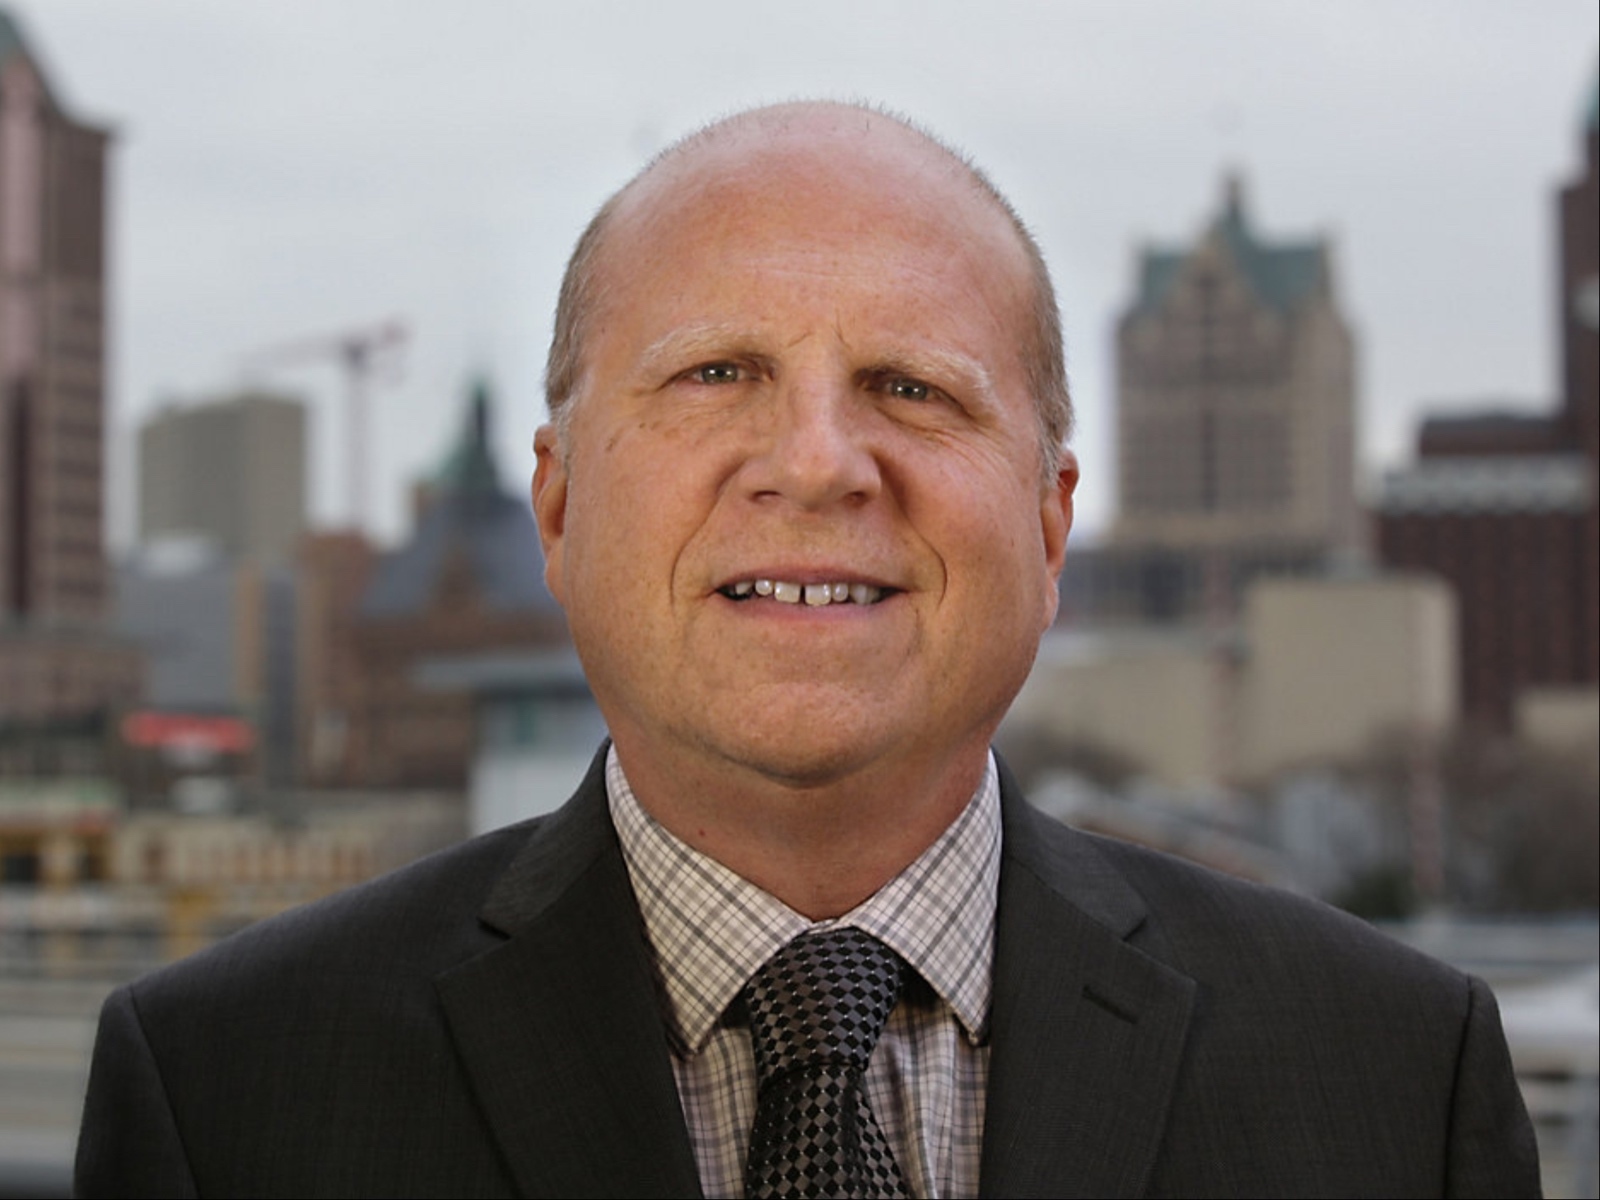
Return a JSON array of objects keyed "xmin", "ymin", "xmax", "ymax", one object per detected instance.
[{"xmin": 742, "ymin": 927, "xmax": 911, "ymax": 1199}]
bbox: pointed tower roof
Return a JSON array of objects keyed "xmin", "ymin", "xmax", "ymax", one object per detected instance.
[
  {"xmin": 0, "ymin": 7, "xmax": 82, "ymax": 120},
  {"xmin": 0, "ymin": 10, "xmax": 27, "ymax": 65},
  {"xmin": 359, "ymin": 380, "xmax": 560, "ymax": 619},
  {"xmin": 1131, "ymin": 173, "xmax": 1329, "ymax": 317},
  {"xmin": 432, "ymin": 377, "xmax": 502, "ymax": 497}
]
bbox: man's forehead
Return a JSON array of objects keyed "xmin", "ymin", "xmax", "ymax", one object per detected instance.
[
  {"xmin": 615, "ymin": 106, "xmax": 1006, "ymax": 240},
  {"xmin": 545, "ymin": 101, "xmax": 1069, "ymax": 473}
]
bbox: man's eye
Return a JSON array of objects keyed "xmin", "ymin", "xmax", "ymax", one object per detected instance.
[
  {"xmin": 887, "ymin": 378, "xmax": 931, "ymax": 401},
  {"xmin": 691, "ymin": 362, "xmax": 743, "ymax": 384}
]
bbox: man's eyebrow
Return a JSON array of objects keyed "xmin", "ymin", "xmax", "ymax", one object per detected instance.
[
  {"xmin": 636, "ymin": 323, "xmax": 760, "ymax": 377},
  {"xmin": 864, "ymin": 347, "xmax": 996, "ymax": 403}
]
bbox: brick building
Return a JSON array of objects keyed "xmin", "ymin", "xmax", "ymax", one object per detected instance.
[
  {"xmin": 1376, "ymin": 76, "xmax": 1598, "ymax": 730},
  {"xmin": 298, "ymin": 382, "xmax": 569, "ymax": 789}
]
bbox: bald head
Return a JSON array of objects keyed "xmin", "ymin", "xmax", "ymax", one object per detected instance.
[{"xmin": 544, "ymin": 102, "xmax": 1071, "ymax": 475}]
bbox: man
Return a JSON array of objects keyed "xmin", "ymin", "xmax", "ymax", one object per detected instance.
[{"xmin": 77, "ymin": 103, "xmax": 1539, "ymax": 1197}]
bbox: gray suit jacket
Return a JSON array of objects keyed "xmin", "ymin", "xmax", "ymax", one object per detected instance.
[{"xmin": 76, "ymin": 750, "xmax": 1539, "ymax": 1197}]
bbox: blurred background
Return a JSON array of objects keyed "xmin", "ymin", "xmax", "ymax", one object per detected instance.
[{"xmin": 0, "ymin": 1, "xmax": 1594, "ymax": 1195}]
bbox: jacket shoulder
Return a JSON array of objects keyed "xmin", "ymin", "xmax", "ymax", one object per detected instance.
[
  {"xmin": 129, "ymin": 816, "xmax": 543, "ymax": 1013},
  {"xmin": 1011, "ymin": 818, "xmax": 1540, "ymax": 1195},
  {"xmin": 1073, "ymin": 826, "xmax": 1463, "ymax": 997},
  {"xmin": 78, "ymin": 818, "xmax": 564, "ymax": 1199}
]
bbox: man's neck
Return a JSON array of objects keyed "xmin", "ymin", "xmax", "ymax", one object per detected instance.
[{"xmin": 609, "ymin": 735, "xmax": 990, "ymax": 919}]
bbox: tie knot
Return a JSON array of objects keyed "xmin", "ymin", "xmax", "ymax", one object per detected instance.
[{"xmin": 744, "ymin": 928, "xmax": 904, "ymax": 1078}]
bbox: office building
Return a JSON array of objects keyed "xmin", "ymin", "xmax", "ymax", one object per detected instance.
[{"xmin": 138, "ymin": 391, "xmax": 307, "ymax": 565}]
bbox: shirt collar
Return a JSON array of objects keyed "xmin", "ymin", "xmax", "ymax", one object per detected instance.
[{"xmin": 608, "ymin": 746, "xmax": 1000, "ymax": 1056}]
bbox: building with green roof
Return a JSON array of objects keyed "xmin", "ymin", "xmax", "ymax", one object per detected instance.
[
  {"xmin": 295, "ymin": 381, "xmax": 568, "ymax": 790},
  {"xmin": 1112, "ymin": 173, "xmax": 1359, "ymax": 566}
]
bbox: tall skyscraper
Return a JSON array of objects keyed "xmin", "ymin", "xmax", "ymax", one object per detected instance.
[
  {"xmin": 0, "ymin": 11, "xmax": 139, "ymax": 724},
  {"xmin": 0, "ymin": 11, "xmax": 109, "ymax": 625},
  {"xmin": 1113, "ymin": 174, "xmax": 1359, "ymax": 556},
  {"xmin": 138, "ymin": 391, "xmax": 308, "ymax": 565}
]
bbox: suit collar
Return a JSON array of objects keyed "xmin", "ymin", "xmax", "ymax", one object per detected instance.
[
  {"xmin": 995, "ymin": 756, "xmax": 1151, "ymax": 940},
  {"xmin": 435, "ymin": 746, "xmax": 703, "ymax": 1198},
  {"xmin": 979, "ymin": 759, "xmax": 1197, "ymax": 1198}
]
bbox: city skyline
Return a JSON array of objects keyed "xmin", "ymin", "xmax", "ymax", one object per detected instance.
[{"xmin": 15, "ymin": 0, "xmax": 1600, "ymax": 546}]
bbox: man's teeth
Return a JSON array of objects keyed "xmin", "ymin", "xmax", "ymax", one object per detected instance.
[{"xmin": 723, "ymin": 579, "xmax": 884, "ymax": 605}]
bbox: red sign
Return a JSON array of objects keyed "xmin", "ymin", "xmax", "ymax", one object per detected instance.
[{"xmin": 121, "ymin": 711, "xmax": 255, "ymax": 754}]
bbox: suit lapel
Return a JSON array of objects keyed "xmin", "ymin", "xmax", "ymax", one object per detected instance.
[
  {"xmin": 435, "ymin": 750, "xmax": 702, "ymax": 1199},
  {"xmin": 980, "ymin": 765, "xmax": 1196, "ymax": 1199}
]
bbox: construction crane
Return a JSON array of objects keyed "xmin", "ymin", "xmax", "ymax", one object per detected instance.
[{"xmin": 239, "ymin": 318, "xmax": 409, "ymax": 533}]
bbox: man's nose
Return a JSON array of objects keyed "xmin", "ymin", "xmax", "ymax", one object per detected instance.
[{"xmin": 742, "ymin": 377, "xmax": 882, "ymax": 509}]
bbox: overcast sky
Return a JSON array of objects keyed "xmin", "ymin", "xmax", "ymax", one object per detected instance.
[{"xmin": 16, "ymin": 0, "xmax": 1599, "ymax": 547}]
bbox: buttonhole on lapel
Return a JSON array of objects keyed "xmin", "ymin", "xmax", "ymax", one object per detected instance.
[{"xmin": 1082, "ymin": 985, "xmax": 1138, "ymax": 1025}]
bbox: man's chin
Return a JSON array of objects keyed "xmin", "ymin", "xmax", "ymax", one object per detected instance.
[
  {"xmin": 703, "ymin": 731, "xmax": 887, "ymax": 793},
  {"xmin": 696, "ymin": 722, "xmax": 990, "ymax": 800}
]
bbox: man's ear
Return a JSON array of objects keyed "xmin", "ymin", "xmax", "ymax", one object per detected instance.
[
  {"xmin": 1037, "ymin": 448, "xmax": 1077, "ymax": 628},
  {"xmin": 1041, "ymin": 447, "xmax": 1077, "ymax": 581},
  {"xmin": 532, "ymin": 423, "xmax": 569, "ymax": 605}
]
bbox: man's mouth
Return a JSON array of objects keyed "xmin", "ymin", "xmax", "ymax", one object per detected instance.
[{"xmin": 717, "ymin": 579, "xmax": 890, "ymax": 607}]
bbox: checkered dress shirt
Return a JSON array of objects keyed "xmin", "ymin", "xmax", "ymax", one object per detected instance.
[{"xmin": 608, "ymin": 746, "xmax": 999, "ymax": 1199}]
